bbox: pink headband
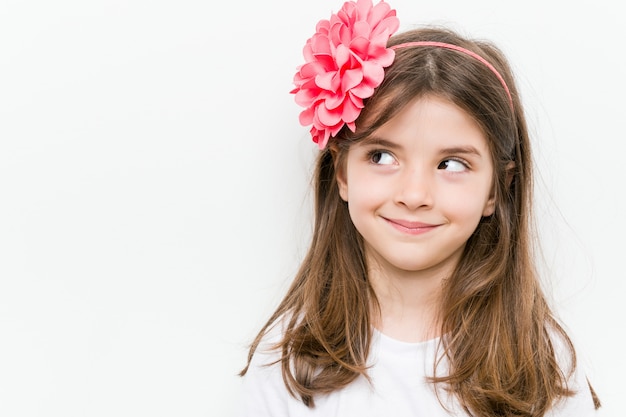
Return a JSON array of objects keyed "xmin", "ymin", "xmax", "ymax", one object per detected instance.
[
  {"xmin": 391, "ymin": 41, "xmax": 513, "ymax": 109},
  {"xmin": 291, "ymin": 0, "xmax": 513, "ymax": 149}
]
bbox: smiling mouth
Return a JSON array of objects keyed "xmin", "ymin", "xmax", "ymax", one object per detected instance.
[{"xmin": 383, "ymin": 217, "xmax": 440, "ymax": 235}]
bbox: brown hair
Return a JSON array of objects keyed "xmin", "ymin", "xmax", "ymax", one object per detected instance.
[{"xmin": 241, "ymin": 27, "xmax": 600, "ymax": 416}]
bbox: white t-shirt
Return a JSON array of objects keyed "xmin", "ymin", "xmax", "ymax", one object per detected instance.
[{"xmin": 236, "ymin": 323, "xmax": 598, "ymax": 417}]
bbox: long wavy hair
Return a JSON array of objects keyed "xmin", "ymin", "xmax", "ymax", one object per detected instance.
[{"xmin": 241, "ymin": 27, "xmax": 600, "ymax": 416}]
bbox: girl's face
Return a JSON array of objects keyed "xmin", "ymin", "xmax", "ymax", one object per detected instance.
[{"xmin": 337, "ymin": 95, "xmax": 496, "ymax": 278}]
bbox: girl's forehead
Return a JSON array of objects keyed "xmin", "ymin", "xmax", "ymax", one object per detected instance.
[{"xmin": 368, "ymin": 95, "xmax": 487, "ymax": 141}]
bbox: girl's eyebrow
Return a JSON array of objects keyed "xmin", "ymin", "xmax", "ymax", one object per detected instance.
[
  {"xmin": 360, "ymin": 136, "xmax": 403, "ymax": 150},
  {"xmin": 439, "ymin": 146, "xmax": 483, "ymax": 158}
]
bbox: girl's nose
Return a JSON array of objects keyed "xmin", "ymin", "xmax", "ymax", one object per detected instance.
[{"xmin": 394, "ymin": 167, "xmax": 434, "ymax": 210}]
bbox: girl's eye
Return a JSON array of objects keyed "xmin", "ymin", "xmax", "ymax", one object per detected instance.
[
  {"xmin": 438, "ymin": 159, "xmax": 467, "ymax": 172},
  {"xmin": 369, "ymin": 151, "xmax": 396, "ymax": 165}
]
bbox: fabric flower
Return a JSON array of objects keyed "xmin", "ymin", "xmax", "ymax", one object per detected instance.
[{"xmin": 291, "ymin": 0, "xmax": 400, "ymax": 149}]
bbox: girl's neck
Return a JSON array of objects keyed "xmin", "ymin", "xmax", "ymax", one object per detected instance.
[{"xmin": 369, "ymin": 265, "xmax": 447, "ymax": 343}]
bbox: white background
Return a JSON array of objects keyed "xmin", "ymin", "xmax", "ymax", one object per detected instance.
[{"xmin": 0, "ymin": 0, "xmax": 622, "ymax": 416}]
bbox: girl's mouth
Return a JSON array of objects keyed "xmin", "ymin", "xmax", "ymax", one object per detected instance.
[{"xmin": 383, "ymin": 217, "xmax": 440, "ymax": 235}]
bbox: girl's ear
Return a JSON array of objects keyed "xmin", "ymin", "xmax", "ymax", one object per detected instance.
[
  {"xmin": 482, "ymin": 195, "xmax": 496, "ymax": 217},
  {"xmin": 330, "ymin": 144, "xmax": 349, "ymax": 202},
  {"xmin": 482, "ymin": 161, "xmax": 515, "ymax": 217}
]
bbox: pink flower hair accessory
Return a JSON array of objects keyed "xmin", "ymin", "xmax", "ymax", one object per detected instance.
[{"xmin": 291, "ymin": 0, "xmax": 400, "ymax": 149}]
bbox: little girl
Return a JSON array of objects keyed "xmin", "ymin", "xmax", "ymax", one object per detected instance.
[{"xmin": 237, "ymin": 1, "xmax": 601, "ymax": 416}]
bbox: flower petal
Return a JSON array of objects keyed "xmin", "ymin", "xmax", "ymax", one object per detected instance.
[
  {"xmin": 341, "ymin": 95, "xmax": 363, "ymax": 123},
  {"xmin": 325, "ymin": 93, "xmax": 345, "ymax": 110},
  {"xmin": 299, "ymin": 106, "xmax": 315, "ymax": 126},
  {"xmin": 350, "ymin": 36, "xmax": 370, "ymax": 58},
  {"xmin": 334, "ymin": 44, "xmax": 351, "ymax": 69},
  {"xmin": 315, "ymin": 71, "xmax": 340, "ymax": 93},
  {"xmin": 317, "ymin": 103, "xmax": 343, "ymax": 127},
  {"xmin": 342, "ymin": 68, "xmax": 364, "ymax": 93},
  {"xmin": 294, "ymin": 88, "xmax": 321, "ymax": 107}
]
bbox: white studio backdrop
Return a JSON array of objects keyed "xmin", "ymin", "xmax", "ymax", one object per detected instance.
[{"xmin": 0, "ymin": 0, "xmax": 621, "ymax": 416}]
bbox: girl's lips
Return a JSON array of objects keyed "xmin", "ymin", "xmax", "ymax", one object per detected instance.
[{"xmin": 383, "ymin": 217, "xmax": 440, "ymax": 235}]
